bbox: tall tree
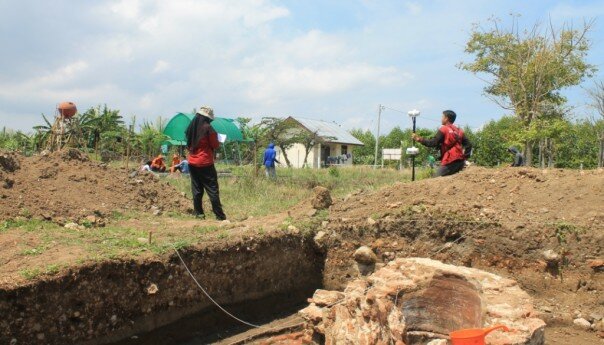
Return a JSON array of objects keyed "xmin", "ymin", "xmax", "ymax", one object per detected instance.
[
  {"xmin": 259, "ymin": 117, "xmax": 298, "ymax": 167},
  {"xmin": 586, "ymin": 80, "xmax": 604, "ymax": 167},
  {"xmin": 349, "ymin": 129, "xmax": 376, "ymax": 165},
  {"xmin": 460, "ymin": 16, "xmax": 596, "ymax": 165}
]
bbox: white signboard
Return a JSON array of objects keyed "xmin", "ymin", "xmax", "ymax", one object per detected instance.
[{"xmin": 382, "ymin": 148, "xmax": 402, "ymax": 161}]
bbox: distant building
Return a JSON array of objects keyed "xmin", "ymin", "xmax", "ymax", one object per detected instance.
[{"xmin": 277, "ymin": 117, "xmax": 364, "ymax": 168}]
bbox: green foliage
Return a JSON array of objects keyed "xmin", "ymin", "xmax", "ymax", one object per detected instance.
[
  {"xmin": 460, "ymin": 16, "xmax": 596, "ymax": 165},
  {"xmin": 554, "ymin": 222, "xmax": 582, "ymax": 245},
  {"xmin": 460, "ymin": 16, "xmax": 596, "ymax": 123},
  {"xmin": 471, "ymin": 116, "xmax": 522, "ymax": 166},
  {"xmin": 138, "ymin": 119, "xmax": 168, "ymax": 158},
  {"xmin": 349, "ymin": 128, "xmax": 376, "ymax": 164},
  {"xmin": 20, "ymin": 268, "xmax": 41, "ymax": 280},
  {"xmin": 350, "ymin": 126, "xmax": 439, "ymax": 168},
  {"xmin": 469, "ymin": 115, "xmax": 603, "ymax": 168},
  {"xmin": 258, "ymin": 117, "xmax": 301, "ymax": 167},
  {"xmin": 328, "ymin": 166, "xmax": 340, "ymax": 177},
  {"xmin": 555, "ymin": 118, "xmax": 602, "ymax": 168}
]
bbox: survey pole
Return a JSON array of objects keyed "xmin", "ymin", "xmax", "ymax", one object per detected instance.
[{"xmin": 407, "ymin": 109, "xmax": 420, "ymax": 181}]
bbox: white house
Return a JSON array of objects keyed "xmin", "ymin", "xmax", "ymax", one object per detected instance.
[{"xmin": 276, "ymin": 117, "xmax": 364, "ymax": 168}]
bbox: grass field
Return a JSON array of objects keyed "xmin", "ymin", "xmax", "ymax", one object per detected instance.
[
  {"xmin": 0, "ymin": 164, "xmax": 423, "ymax": 281},
  {"xmin": 168, "ymin": 164, "xmax": 418, "ymax": 220}
]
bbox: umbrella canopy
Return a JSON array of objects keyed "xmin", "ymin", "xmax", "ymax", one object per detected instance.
[{"xmin": 163, "ymin": 112, "xmax": 244, "ymax": 146}]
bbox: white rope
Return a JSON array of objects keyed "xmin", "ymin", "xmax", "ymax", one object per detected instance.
[
  {"xmin": 172, "ymin": 245, "xmax": 263, "ymax": 329},
  {"xmin": 172, "ymin": 244, "xmax": 348, "ymax": 335}
]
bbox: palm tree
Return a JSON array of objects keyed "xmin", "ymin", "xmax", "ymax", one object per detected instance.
[
  {"xmin": 81, "ymin": 105, "xmax": 125, "ymax": 155},
  {"xmin": 32, "ymin": 113, "xmax": 54, "ymax": 150}
]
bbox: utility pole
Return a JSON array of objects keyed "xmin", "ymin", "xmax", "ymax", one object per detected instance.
[{"xmin": 373, "ymin": 104, "xmax": 384, "ymax": 168}]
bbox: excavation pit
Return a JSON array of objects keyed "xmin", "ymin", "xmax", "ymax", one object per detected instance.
[
  {"xmin": 0, "ymin": 233, "xmax": 547, "ymax": 345},
  {"xmin": 0, "ymin": 234, "xmax": 324, "ymax": 345}
]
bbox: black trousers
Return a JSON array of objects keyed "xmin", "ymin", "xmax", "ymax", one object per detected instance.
[
  {"xmin": 435, "ymin": 159, "xmax": 465, "ymax": 177},
  {"xmin": 189, "ymin": 164, "xmax": 226, "ymax": 220}
]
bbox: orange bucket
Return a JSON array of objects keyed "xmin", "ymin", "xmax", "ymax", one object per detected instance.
[{"xmin": 449, "ymin": 325, "xmax": 509, "ymax": 345}]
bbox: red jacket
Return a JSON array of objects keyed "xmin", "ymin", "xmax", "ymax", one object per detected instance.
[
  {"xmin": 188, "ymin": 131, "xmax": 220, "ymax": 167},
  {"xmin": 439, "ymin": 124, "xmax": 465, "ymax": 165}
]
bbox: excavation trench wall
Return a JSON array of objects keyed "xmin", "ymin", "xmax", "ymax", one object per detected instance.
[{"xmin": 0, "ymin": 234, "xmax": 324, "ymax": 345}]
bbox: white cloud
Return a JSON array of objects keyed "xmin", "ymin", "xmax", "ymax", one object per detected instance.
[
  {"xmin": 0, "ymin": 61, "xmax": 89, "ymax": 99},
  {"xmin": 152, "ymin": 60, "xmax": 170, "ymax": 74},
  {"xmin": 6, "ymin": 0, "xmax": 599, "ymax": 133},
  {"xmin": 110, "ymin": 0, "xmax": 140, "ymax": 19},
  {"xmin": 404, "ymin": 2, "xmax": 422, "ymax": 16}
]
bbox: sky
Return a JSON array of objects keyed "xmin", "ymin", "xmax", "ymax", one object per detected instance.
[{"xmin": 1, "ymin": 0, "xmax": 603, "ymax": 134}]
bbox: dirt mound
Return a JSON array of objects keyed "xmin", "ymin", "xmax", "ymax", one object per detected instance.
[
  {"xmin": 320, "ymin": 166, "xmax": 603, "ymax": 344},
  {"xmin": 0, "ymin": 149, "xmax": 190, "ymax": 223},
  {"xmin": 334, "ymin": 166, "xmax": 603, "ymax": 229},
  {"xmin": 53, "ymin": 147, "xmax": 89, "ymax": 162}
]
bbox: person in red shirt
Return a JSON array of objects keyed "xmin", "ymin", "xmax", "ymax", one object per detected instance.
[
  {"xmin": 169, "ymin": 153, "xmax": 181, "ymax": 173},
  {"xmin": 150, "ymin": 154, "xmax": 166, "ymax": 172},
  {"xmin": 412, "ymin": 110, "xmax": 472, "ymax": 177},
  {"xmin": 185, "ymin": 106, "xmax": 226, "ymax": 220}
]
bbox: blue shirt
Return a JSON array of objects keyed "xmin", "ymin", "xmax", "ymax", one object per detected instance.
[
  {"xmin": 263, "ymin": 144, "xmax": 278, "ymax": 167},
  {"xmin": 177, "ymin": 160, "xmax": 189, "ymax": 173}
]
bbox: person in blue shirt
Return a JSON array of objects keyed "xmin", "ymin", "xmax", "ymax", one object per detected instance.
[
  {"xmin": 263, "ymin": 143, "xmax": 280, "ymax": 178},
  {"xmin": 173, "ymin": 158, "xmax": 189, "ymax": 174}
]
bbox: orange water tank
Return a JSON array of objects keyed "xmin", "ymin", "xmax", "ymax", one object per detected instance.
[{"xmin": 57, "ymin": 102, "xmax": 77, "ymax": 119}]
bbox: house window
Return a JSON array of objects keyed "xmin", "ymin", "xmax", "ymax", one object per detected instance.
[{"xmin": 341, "ymin": 145, "xmax": 348, "ymax": 155}]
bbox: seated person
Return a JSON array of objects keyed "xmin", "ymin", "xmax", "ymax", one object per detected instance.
[
  {"xmin": 140, "ymin": 160, "xmax": 152, "ymax": 172},
  {"xmin": 508, "ymin": 147, "xmax": 524, "ymax": 167},
  {"xmin": 173, "ymin": 158, "xmax": 189, "ymax": 174},
  {"xmin": 150, "ymin": 155, "xmax": 166, "ymax": 172},
  {"xmin": 169, "ymin": 153, "xmax": 181, "ymax": 173}
]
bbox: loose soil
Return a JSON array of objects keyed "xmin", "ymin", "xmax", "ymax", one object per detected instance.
[
  {"xmin": 0, "ymin": 165, "xmax": 602, "ymax": 344},
  {"xmin": 315, "ymin": 166, "xmax": 603, "ymax": 344},
  {"xmin": 0, "ymin": 149, "xmax": 189, "ymax": 223}
]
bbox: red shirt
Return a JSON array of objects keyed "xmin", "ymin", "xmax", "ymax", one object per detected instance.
[
  {"xmin": 188, "ymin": 131, "xmax": 220, "ymax": 167},
  {"xmin": 438, "ymin": 124, "xmax": 465, "ymax": 166}
]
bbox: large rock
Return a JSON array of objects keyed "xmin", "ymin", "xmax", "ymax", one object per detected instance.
[
  {"xmin": 299, "ymin": 258, "xmax": 545, "ymax": 345},
  {"xmin": 354, "ymin": 246, "xmax": 378, "ymax": 265},
  {"xmin": 311, "ymin": 186, "xmax": 332, "ymax": 210}
]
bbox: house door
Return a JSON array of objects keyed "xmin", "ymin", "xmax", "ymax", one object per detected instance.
[{"xmin": 321, "ymin": 145, "xmax": 331, "ymax": 167}]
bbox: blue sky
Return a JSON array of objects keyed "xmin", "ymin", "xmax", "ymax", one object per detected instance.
[{"xmin": 1, "ymin": 0, "xmax": 603, "ymax": 133}]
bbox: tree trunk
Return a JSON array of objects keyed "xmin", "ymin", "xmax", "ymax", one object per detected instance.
[
  {"xmin": 254, "ymin": 141, "xmax": 259, "ymax": 177},
  {"xmin": 278, "ymin": 145, "xmax": 292, "ymax": 167},
  {"xmin": 599, "ymin": 132, "xmax": 604, "ymax": 168},
  {"xmin": 524, "ymin": 140, "xmax": 534, "ymax": 167},
  {"xmin": 538, "ymin": 139, "xmax": 544, "ymax": 169},
  {"xmin": 547, "ymin": 138, "xmax": 554, "ymax": 168}
]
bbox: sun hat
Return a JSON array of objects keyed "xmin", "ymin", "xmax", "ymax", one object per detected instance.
[{"xmin": 196, "ymin": 106, "xmax": 215, "ymax": 120}]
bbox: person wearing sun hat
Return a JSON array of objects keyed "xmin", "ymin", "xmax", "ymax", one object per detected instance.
[{"xmin": 185, "ymin": 106, "xmax": 226, "ymax": 220}]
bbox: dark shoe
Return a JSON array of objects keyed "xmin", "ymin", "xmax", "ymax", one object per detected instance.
[{"xmin": 195, "ymin": 214, "xmax": 206, "ymax": 220}]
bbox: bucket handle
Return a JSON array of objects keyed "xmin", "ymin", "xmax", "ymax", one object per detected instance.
[{"xmin": 482, "ymin": 324, "xmax": 510, "ymax": 337}]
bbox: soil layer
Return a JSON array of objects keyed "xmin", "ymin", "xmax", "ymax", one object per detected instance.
[{"xmin": 0, "ymin": 149, "xmax": 189, "ymax": 223}]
